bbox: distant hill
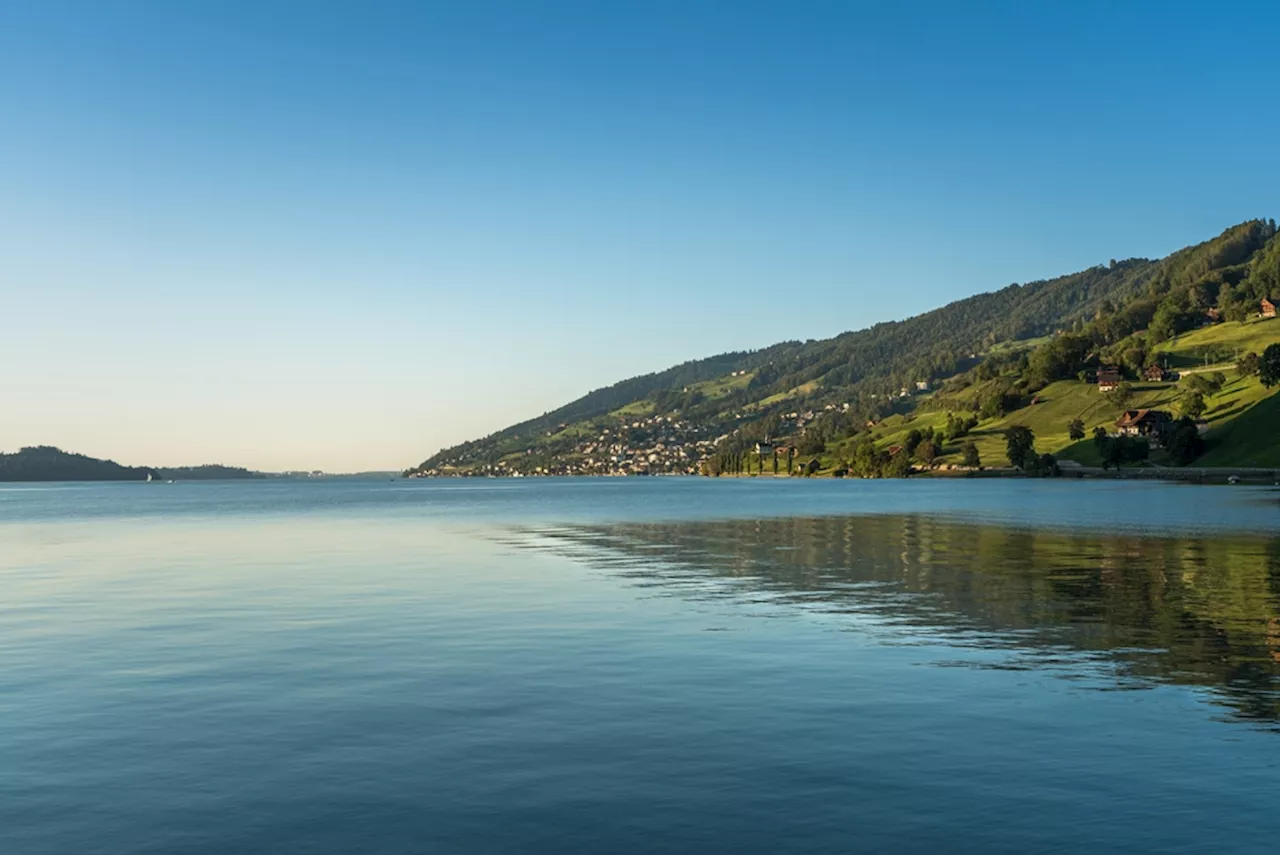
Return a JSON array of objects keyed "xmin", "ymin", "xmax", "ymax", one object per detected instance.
[
  {"xmin": 0, "ymin": 447, "xmax": 271, "ymax": 482},
  {"xmin": 0, "ymin": 446, "xmax": 158, "ymax": 482},
  {"xmin": 156, "ymin": 465, "xmax": 267, "ymax": 480},
  {"xmin": 408, "ymin": 219, "xmax": 1280, "ymax": 476}
]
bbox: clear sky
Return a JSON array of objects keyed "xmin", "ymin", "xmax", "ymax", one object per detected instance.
[{"xmin": 2, "ymin": 1, "xmax": 1277, "ymax": 472}]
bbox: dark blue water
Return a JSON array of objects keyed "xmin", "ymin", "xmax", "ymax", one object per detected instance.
[{"xmin": 2, "ymin": 478, "xmax": 1279, "ymax": 853}]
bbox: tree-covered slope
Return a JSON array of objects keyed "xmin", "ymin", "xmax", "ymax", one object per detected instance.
[
  {"xmin": 0, "ymin": 448, "xmax": 274, "ymax": 482},
  {"xmin": 0, "ymin": 446, "xmax": 158, "ymax": 482},
  {"xmin": 156, "ymin": 465, "xmax": 268, "ymax": 480},
  {"xmin": 409, "ymin": 219, "xmax": 1280, "ymax": 476}
]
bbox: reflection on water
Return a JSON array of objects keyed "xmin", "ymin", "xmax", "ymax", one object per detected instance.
[
  {"xmin": 514, "ymin": 514, "xmax": 1280, "ymax": 727},
  {"xmin": 5, "ymin": 483, "xmax": 1280, "ymax": 853}
]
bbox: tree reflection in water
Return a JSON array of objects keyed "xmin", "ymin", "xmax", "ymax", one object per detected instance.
[{"xmin": 513, "ymin": 514, "xmax": 1280, "ymax": 727}]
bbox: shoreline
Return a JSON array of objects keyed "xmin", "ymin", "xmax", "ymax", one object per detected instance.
[
  {"xmin": 407, "ymin": 467, "xmax": 1280, "ymax": 485},
  {"xmin": 696, "ymin": 463, "xmax": 1280, "ymax": 485}
]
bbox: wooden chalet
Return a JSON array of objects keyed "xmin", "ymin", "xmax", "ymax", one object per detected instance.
[
  {"xmin": 1097, "ymin": 366, "xmax": 1123, "ymax": 392},
  {"xmin": 1115, "ymin": 409, "xmax": 1174, "ymax": 446},
  {"xmin": 1142, "ymin": 364, "xmax": 1171, "ymax": 382},
  {"xmin": 1262, "ymin": 298, "xmax": 1277, "ymax": 319}
]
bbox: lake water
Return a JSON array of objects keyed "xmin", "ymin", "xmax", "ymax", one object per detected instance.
[{"xmin": 2, "ymin": 478, "xmax": 1279, "ymax": 853}]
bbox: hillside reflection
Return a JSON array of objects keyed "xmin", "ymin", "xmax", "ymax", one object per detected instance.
[{"xmin": 517, "ymin": 515, "xmax": 1280, "ymax": 726}]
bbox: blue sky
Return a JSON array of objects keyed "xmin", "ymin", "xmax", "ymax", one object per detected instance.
[{"xmin": 1, "ymin": 1, "xmax": 1277, "ymax": 471}]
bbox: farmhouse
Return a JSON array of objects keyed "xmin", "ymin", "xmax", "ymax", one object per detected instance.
[
  {"xmin": 1097, "ymin": 366, "xmax": 1122, "ymax": 392},
  {"xmin": 1115, "ymin": 409, "xmax": 1174, "ymax": 447},
  {"xmin": 1142, "ymin": 364, "xmax": 1171, "ymax": 382},
  {"xmin": 1262, "ymin": 298, "xmax": 1277, "ymax": 319}
]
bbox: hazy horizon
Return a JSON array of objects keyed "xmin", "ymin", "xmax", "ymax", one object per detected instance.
[{"xmin": 3, "ymin": 1, "xmax": 1278, "ymax": 471}]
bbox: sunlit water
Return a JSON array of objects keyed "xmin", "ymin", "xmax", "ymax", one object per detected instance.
[{"xmin": 2, "ymin": 478, "xmax": 1279, "ymax": 853}]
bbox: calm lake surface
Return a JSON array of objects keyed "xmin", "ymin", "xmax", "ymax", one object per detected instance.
[{"xmin": 3, "ymin": 478, "xmax": 1279, "ymax": 853}]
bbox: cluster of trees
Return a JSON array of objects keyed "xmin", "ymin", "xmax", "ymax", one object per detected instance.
[
  {"xmin": 833, "ymin": 411, "xmax": 983, "ymax": 478},
  {"xmin": 792, "ymin": 409, "xmax": 867, "ymax": 455},
  {"xmin": 943, "ymin": 412, "xmax": 979, "ymax": 440},
  {"xmin": 1089, "ymin": 417, "xmax": 1205, "ymax": 469},
  {"xmin": 649, "ymin": 386, "xmax": 706, "ymax": 413},
  {"xmin": 1147, "ymin": 219, "xmax": 1276, "ymax": 328},
  {"xmin": 1258, "ymin": 343, "xmax": 1280, "ymax": 388},
  {"xmin": 978, "ymin": 384, "xmax": 1025, "ymax": 419},
  {"xmin": 1004, "ymin": 427, "xmax": 1059, "ymax": 477},
  {"xmin": 704, "ymin": 445, "xmax": 797, "ymax": 477},
  {"xmin": 1096, "ymin": 330, "xmax": 1156, "ymax": 375},
  {"xmin": 902, "ymin": 427, "xmax": 939, "ymax": 467},
  {"xmin": 1092, "ymin": 427, "xmax": 1150, "ymax": 470},
  {"xmin": 1215, "ymin": 221, "xmax": 1280, "ymax": 321},
  {"xmin": 1176, "ymin": 372, "xmax": 1227, "ymax": 420},
  {"xmin": 836, "ymin": 437, "xmax": 913, "ymax": 479},
  {"xmin": 1086, "ymin": 298, "xmax": 1161, "ymax": 353},
  {"xmin": 1165, "ymin": 419, "xmax": 1207, "ymax": 465},
  {"xmin": 1025, "ymin": 333, "xmax": 1091, "ymax": 388}
]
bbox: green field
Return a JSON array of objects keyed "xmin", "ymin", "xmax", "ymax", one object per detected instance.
[
  {"xmin": 812, "ymin": 363, "xmax": 1277, "ymax": 471},
  {"xmin": 1155, "ymin": 318, "xmax": 1280, "ymax": 368},
  {"xmin": 686, "ymin": 372, "xmax": 753, "ymax": 399},
  {"xmin": 1198, "ymin": 385, "xmax": 1280, "ymax": 466},
  {"xmin": 943, "ymin": 319, "xmax": 1280, "ymax": 468},
  {"xmin": 969, "ymin": 380, "xmax": 1173, "ymax": 466},
  {"xmin": 609, "ymin": 399, "xmax": 656, "ymax": 418},
  {"xmin": 955, "ymin": 370, "xmax": 1275, "ymax": 467}
]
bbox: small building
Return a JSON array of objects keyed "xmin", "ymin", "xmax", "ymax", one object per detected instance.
[
  {"xmin": 755, "ymin": 442, "xmax": 774, "ymax": 456},
  {"xmin": 915, "ymin": 380, "xmax": 930, "ymax": 392},
  {"xmin": 1204, "ymin": 307, "xmax": 1221, "ymax": 323},
  {"xmin": 1115, "ymin": 409, "xmax": 1174, "ymax": 447},
  {"xmin": 1097, "ymin": 366, "xmax": 1123, "ymax": 392},
  {"xmin": 1262, "ymin": 298, "xmax": 1277, "ymax": 319},
  {"xmin": 1142, "ymin": 364, "xmax": 1170, "ymax": 382}
]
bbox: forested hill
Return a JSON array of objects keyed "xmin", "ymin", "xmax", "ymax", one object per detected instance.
[
  {"xmin": 409, "ymin": 219, "xmax": 1280, "ymax": 476},
  {"xmin": 0, "ymin": 446, "xmax": 159, "ymax": 482},
  {"xmin": 0, "ymin": 447, "xmax": 270, "ymax": 482},
  {"xmin": 156, "ymin": 465, "xmax": 267, "ymax": 480}
]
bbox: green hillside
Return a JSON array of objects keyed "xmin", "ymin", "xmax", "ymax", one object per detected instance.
[
  {"xmin": 409, "ymin": 220, "xmax": 1280, "ymax": 477},
  {"xmin": 944, "ymin": 321, "xmax": 1277, "ymax": 466},
  {"xmin": 1153, "ymin": 317, "xmax": 1279, "ymax": 368},
  {"xmin": 1197, "ymin": 386, "xmax": 1280, "ymax": 467}
]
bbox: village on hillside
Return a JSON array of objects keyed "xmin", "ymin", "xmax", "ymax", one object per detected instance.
[
  {"xmin": 410, "ymin": 296, "xmax": 1280, "ymax": 478},
  {"xmin": 408, "ymin": 413, "xmax": 716, "ymax": 477},
  {"xmin": 408, "ymin": 405, "xmax": 863, "ymax": 477}
]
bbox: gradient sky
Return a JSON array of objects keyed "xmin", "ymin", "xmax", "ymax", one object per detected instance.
[{"xmin": 2, "ymin": 1, "xmax": 1278, "ymax": 472}]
